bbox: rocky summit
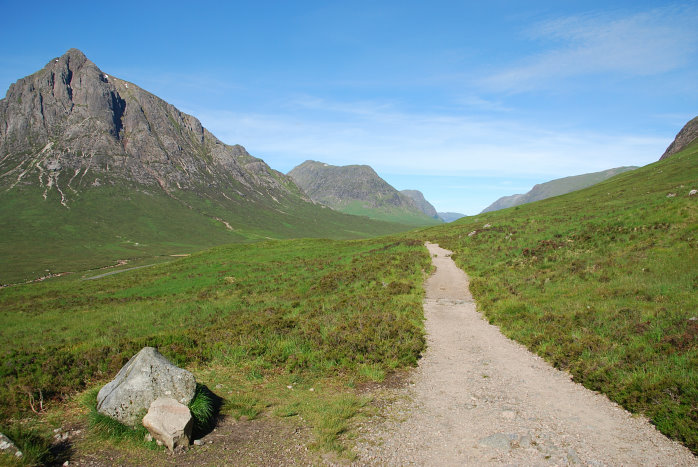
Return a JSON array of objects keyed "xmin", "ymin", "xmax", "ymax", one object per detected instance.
[
  {"xmin": 660, "ymin": 116, "xmax": 698, "ymax": 160},
  {"xmin": 0, "ymin": 48, "xmax": 296, "ymax": 205}
]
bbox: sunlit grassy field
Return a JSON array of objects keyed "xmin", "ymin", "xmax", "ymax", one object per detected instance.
[{"xmin": 0, "ymin": 236, "xmax": 430, "ymax": 461}]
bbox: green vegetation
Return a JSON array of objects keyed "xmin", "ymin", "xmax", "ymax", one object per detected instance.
[
  {"xmin": 1, "ymin": 137, "xmax": 695, "ymax": 458},
  {"xmin": 0, "ymin": 423, "xmax": 55, "ymax": 466},
  {"xmin": 423, "ymin": 144, "xmax": 698, "ymax": 452},
  {"xmin": 0, "ymin": 237, "xmax": 429, "ymax": 454},
  {"xmin": 188, "ymin": 384, "xmax": 219, "ymax": 436},
  {"xmin": 0, "ymin": 183, "xmax": 415, "ymax": 284},
  {"xmin": 482, "ymin": 166, "xmax": 638, "ymax": 213},
  {"xmin": 339, "ymin": 200, "xmax": 443, "ymax": 226}
]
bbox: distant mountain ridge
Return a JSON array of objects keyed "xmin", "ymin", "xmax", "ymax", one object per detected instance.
[
  {"xmin": 481, "ymin": 166, "xmax": 638, "ymax": 213},
  {"xmin": 437, "ymin": 212, "xmax": 466, "ymax": 223},
  {"xmin": 0, "ymin": 49, "xmax": 409, "ymax": 282},
  {"xmin": 661, "ymin": 116, "xmax": 698, "ymax": 160},
  {"xmin": 288, "ymin": 160, "xmax": 441, "ymax": 226},
  {"xmin": 400, "ymin": 190, "xmax": 439, "ymax": 219}
]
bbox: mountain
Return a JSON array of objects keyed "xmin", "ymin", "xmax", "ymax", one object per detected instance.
[
  {"xmin": 480, "ymin": 166, "xmax": 638, "ymax": 213},
  {"xmin": 660, "ymin": 116, "xmax": 698, "ymax": 160},
  {"xmin": 288, "ymin": 160, "xmax": 441, "ymax": 226},
  {"xmin": 437, "ymin": 212, "xmax": 466, "ymax": 222},
  {"xmin": 0, "ymin": 49, "xmax": 409, "ymax": 283},
  {"xmin": 399, "ymin": 190, "xmax": 439, "ymax": 219}
]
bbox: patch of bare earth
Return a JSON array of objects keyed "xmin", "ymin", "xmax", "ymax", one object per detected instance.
[
  {"xmin": 351, "ymin": 242, "xmax": 696, "ymax": 465},
  {"xmin": 69, "ymin": 414, "xmax": 324, "ymax": 466}
]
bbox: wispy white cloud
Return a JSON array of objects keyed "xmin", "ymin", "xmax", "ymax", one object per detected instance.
[
  {"xmin": 193, "ymin": 96, "xmax": 668, "ymax": 179},
  {"xmin": 482, "ymin": 5, "xmax": 698, "ymax": 93}
]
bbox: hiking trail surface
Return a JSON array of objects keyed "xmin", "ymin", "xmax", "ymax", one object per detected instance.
[{"xmin": 352, "ymin": 242, "xmax": 695, "ymax": 465}]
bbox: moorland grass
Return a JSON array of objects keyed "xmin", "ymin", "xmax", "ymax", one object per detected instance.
[
  {"xmin": 0, "ymin": 183, "xmax": 416, "ymax": 285},
  {"xmin": 0, "ymin": 237, "xmax": 430, "ymax": 453},
  {"xmin": 1, "ymin": 142, "xmax": 695, "ymax": 458},
  {"xmin": 0, "ymin": 423, "xmax": 55, "ymax": 466},
  {"xmin": 422, "ymin": 144, "xmax": 698, "ymax": 452}
]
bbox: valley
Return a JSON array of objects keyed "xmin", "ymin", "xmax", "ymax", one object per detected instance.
[{"xmin": 0, "ymin": 48, "xmax": 696, "ymax": 465}]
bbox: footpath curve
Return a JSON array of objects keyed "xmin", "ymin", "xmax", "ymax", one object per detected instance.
[{"xmin": 353, "ymin": 242, "xmax": 695, "ymax": 465}]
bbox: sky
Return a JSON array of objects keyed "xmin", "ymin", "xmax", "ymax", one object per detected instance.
[{"xmin": 1, "ymin": 0, "xmax": 696, "ymax": 214}]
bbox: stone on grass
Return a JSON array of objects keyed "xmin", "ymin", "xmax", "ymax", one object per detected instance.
[
  {"xmin": 142, "ymin": 397, "xmax": 193, "ymax": 452},
  {"xmin": 0, "ymin": 433, "xmax": 21, "ymax": 457},
  {"xmin": 96, "ymin": 347, "xmax": 196, "ymax": 426}
]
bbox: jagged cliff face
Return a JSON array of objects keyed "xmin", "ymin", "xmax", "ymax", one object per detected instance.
[
  {"xmin": 660, "ymin": 116, "xmax": 698, "ymax": 160},
  {"xmin": 0, "ymin": 48, "xmax": 297, "ymax": 205}
]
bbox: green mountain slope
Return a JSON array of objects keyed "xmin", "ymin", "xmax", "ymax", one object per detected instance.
[
  {"xmin": 400, "ymin": 189, "xmax": 440, "ymax": 219},
  {"xmin": 424, "ymin": 142, "xmax": 698, "ymax": 451},
  {"xmin": 0, "ymin": 50, "xmax": 410, "ymax": 283},
  {"xmin": 481, "ymin": 166, "xmax": 638, "ymax": 213},
  {"xmin": 288, "ymin": 160, "xmax": 442, "ymax": 226}
]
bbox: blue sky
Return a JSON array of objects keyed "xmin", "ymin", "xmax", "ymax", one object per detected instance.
[{"xmin": 1, "ymin": 1, "xmax": 696, "ymax": 214}]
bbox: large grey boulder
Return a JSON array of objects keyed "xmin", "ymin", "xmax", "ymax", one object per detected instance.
[
  {"xmin": 142, "ymin": 397, "xmax": 193, "ymax": 451},
  {"xmin": 96, "ymin": 347, "xmax": 196, "ymax": 426}
]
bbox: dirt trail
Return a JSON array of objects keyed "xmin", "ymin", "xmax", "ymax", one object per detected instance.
[{"xmin": 353, "ymin": 243, "xmax": 695, "ymax": 465}]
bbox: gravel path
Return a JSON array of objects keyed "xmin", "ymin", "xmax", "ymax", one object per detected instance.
[{"xmin": 353, "ymin": 242, "xmax": 696, "ymax": 465}]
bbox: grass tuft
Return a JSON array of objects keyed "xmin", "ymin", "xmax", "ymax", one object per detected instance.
[
  {"xmin": 189, "ymin": 384, "xmax": 221, "ymax": 438},
  {"xmin": 0, "ymin": 424, "xmax": 54, "ymax": 466}
]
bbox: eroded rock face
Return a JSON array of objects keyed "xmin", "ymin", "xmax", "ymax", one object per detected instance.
[
  {"xmin": 661, "ymin": 116, "xmax": 698, "ymax": 160},
  {"xmin": 96, "ymin": 347, "xmax": 196, "ymax": 426},
  {"xmin": 142, "ymin": 397, "xmax": 193, "ymax": 451},
  {"xmin": 0, "ymin": 48, "xmax": 297, "ymax": 205}
]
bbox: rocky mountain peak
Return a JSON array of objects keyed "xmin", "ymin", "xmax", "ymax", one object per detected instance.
[
  {"xmin": 0, "ymin": 49, "xmax": 296, "ymax": 206},
  {"xmin": 660, "ymin": 116, "xmax": 698, "ymax": 160}
]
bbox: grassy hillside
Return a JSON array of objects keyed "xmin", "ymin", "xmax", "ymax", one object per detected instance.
[
  {"xmin": 0, "ymin": 183, "xmax": 415, "ymax": 284},
  {"xmin": 481, "ymin": 166, "xmax": 638, "ymax": 213},
  {"xmin": 0, "ymin": 236, "xmax": 429, "ymax": 459},
  {"xmin": 423, "ymin": 143, "xmax": 698, "ymax": 451},
  {"xmin": 339, "ymin": 200, "xmax": 442, "ymax": 226}
]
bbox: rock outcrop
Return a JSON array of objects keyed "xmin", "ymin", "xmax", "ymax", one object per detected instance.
[
  {"xmin": 660, "ymin": 116, "xmax": 698, "ymax": 160},
  {"xmin": 142, "ymin": 397, "xmax": 193, "ymax": 451},
  {"xmin": 96, "ymin": 347, "xmax": 196, "ymax": 426}
]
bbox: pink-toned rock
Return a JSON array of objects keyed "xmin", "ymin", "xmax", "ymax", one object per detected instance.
[{"xmin": 142, "ymin": 397, "xmax": 193, "ymax": 452}]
